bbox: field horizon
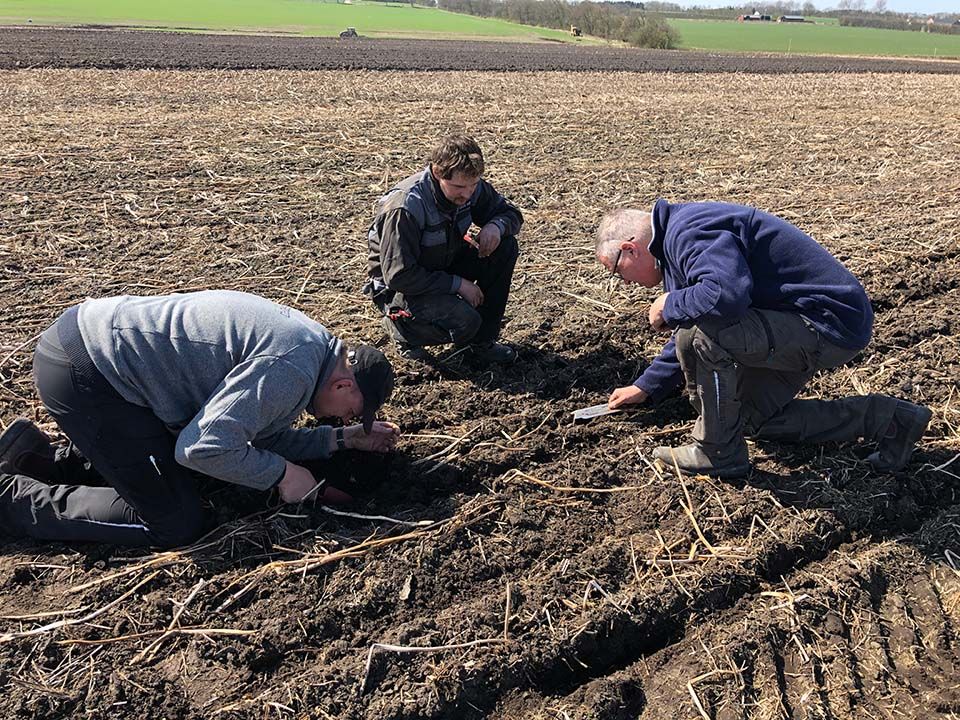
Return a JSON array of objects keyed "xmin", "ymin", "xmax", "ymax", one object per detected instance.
[{"xmin": 3, "ymin": 0, "xmax": 960, "ymax": 56}]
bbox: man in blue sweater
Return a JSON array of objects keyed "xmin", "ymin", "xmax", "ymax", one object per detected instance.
[
  {"xmin": 596, "ymin": 200, "xmax": 932, "ymax": 479},
  {"xmin": 0, "ymin": 291, "xmax": 397, "ymax": 548}
]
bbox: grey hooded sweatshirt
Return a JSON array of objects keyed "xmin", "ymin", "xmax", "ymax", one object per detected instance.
[{"xmin": 76, "ymin": 290, "xmax": 341, "ymax": 490}]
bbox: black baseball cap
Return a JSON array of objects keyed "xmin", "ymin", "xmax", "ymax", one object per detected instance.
[{"xmin": 349, "ymin": 345, "xmax": 394, "ymax": 433}]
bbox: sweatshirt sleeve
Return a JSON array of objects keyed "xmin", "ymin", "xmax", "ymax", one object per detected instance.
[
  {"xmin": 379, "ymin": 208, "xmax": 460, "ymax": 296},
  {"xmin": 253, "ymin": 426, "xmax": 333, "ymax": 462},
  {"xmin": 634, "ymin": 335, "xmax": 684, "ymax": 404},
  {"xmin": 174, "ymin": 356, "xmax": 316, "ymax": 490},
  {"xmin": 470, "ymin": 180, "xmax": 523, "ymax": 237},
  {"xmin": 662, "ymin": 229, "xmax": 753, "ymax": 327}
]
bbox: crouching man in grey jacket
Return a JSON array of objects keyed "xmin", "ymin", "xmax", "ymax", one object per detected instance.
[{"xmin": 0, "ymin": 290, "xmax": 397, "ymax": 548}]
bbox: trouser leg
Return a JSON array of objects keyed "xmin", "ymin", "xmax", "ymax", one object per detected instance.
[
  {"xmin": 675, "ymin": 327, "xmax": 702, "ymax": 415},
  {"xmin": 676, "ymin": 326, "xmax": 745, "ymax": 455},
  {"xmin": 19, "ymin": 313, "xmax": 207, "ymax": 548},
  {"xmin": 381, "ymin": 293, "xmax": 482, "ymax": 348},
  {"xmin": 674, "ymin": 309, "xmax": 831, "ymax": 458},
  {"xmin": 751, "ymin": 395, "xmax": 898, "ymax": 444},
  {"xmin": 730, "ymin": 311, "xmax": 898, "ymax": 444},
  {"xmin": 448, "ymin": 234, "xmax": 519, "ymax": 344},
  {"xmin": 0, "ymin": 472, "xmax": 146, "ymax": 544}
]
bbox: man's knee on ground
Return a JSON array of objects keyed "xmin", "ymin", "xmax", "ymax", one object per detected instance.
[{"xmin": 145, "ymin": 504, "xmax": 208, "ymax": 549}]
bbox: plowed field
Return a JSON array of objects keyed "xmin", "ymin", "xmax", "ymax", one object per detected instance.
[
  {"xmin": 3, "ymin": 27, "xmax": 960, "ymax": 73},
  {"xmin": 1, "ymin": 35, "xmax": 959, "ymax": 720}
]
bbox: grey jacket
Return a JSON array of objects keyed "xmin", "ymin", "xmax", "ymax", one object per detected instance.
[
  {"xmin": 366, "ymin": 167, "xmax": 523, "ymax": 299},
  {"xmin": 77, "ymin": 291, "xmax": 341, "ymax": 490}
]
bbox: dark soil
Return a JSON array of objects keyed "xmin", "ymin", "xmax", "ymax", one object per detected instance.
[
  {"xmin": 2, "ymin": 27, "xmax": 960, "ymax": 73},
  {"xmin": 0, "ymin": 46, "xmax": 958, "ymax": 720}
]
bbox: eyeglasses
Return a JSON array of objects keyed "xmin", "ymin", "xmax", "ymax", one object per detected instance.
[
  {"xmin": 610, "ymin": 248, "xmax": 623, "ymax": 278},
  {"xmin": 609, "ymin": 236, "xmax": 633, "ymax": 279}
]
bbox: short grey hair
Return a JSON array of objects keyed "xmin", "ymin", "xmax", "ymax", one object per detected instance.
[{"xmin": 595, "ymin": 208, "xmax": 652, "ymax": 263}]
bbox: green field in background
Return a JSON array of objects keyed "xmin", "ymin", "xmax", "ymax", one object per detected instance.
[
  {"xmin": 0, "ymin": 0, "xmax": 576, "ymax": 41},
  {"xmin": 2, "ymin": 1, "xmax": 957, "ymax": 56},
  {"xmin": 671, "ymin": 18, "xmax": 960, "ymax": 57}
]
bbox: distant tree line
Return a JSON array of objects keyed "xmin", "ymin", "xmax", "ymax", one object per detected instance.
[
  {"xmin": 642, "ymin": 1, "xmax": 817, "ymax": 17},
  {"xmin": 436, "ymin": 0, "xmax": 679, "ymax": 48},
  {"xmin": 645, "ymin": 1, "xmax": 957, "ymax": 24},
  {"xmin": 839, "ymin": 14, "xmax": 960, "ymax": 33}
]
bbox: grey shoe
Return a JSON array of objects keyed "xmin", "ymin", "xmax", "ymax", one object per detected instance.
[
  {"xmin": 868, "ymin": 400, "xmax": 932, "ymax": 473},
  {"xmin": 653, "ymin": 442, "xmax": 750, "ymax": 479},
  {"xmin": 0, "ymin": 419, "xmax": 55, "ymax": 476},
  {"xmin": 469, "ymin": 342, "xmax": 517, "ymax": 364}
]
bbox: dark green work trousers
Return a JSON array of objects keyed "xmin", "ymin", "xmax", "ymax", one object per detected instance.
[{"xmin": 674, "ymin": 309, "xmax": 898, "ymax": 456}]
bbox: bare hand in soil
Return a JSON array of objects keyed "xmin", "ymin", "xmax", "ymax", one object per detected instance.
[
  {"xmin": 346, "ymin": 421, "xmax": 400, "ymax": 453},
  {"xmin": 649, "ymin": 292, "xmax": 670, "ymax": 332},
  {"xmin": 476, "ymin": 223, "xmax": 502, "ymax": 258},
  {"xmin": 457, "ymin": 279, "xmax": 484, "ymax": 308},
  {"xmin": 608, "ymin": 384, "xmax": 648, "ymax": 409},
  {"xmin": 279, "ymin": 461, "xmax": 317, "ymax": 503}
]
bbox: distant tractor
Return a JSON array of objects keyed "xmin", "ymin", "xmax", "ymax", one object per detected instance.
[
  {"xmin": 339, "ymin": 27, "xmax": 358, "ymax": 38},
  {"xmin": 570, "ymin": 25, "xmax": 582, "ymax": 37}
]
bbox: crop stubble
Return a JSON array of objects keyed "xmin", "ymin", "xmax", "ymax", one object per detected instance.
[{"xmin": 1, "ymin": 61, "xmax": 959, "ymax": 719}]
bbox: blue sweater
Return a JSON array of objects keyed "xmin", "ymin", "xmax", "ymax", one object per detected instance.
[{"xmin": 635, "ymin": 200, "xmax": 873, "ymax": 402}]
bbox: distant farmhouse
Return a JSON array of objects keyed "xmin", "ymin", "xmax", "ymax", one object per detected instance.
[
  {"xmin": 737, "ymin": 11, "xmax": 809, "ymax": 23},
  {"xmin": 738, "ymin": 11, "xmax": 772, "ymax": 21}
]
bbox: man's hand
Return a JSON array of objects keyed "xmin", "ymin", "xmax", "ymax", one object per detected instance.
[
  {"xmin": 476, "ymin": 223, "xmax": 502, "ymax": 258},
  {"xmin": 344, "ymin": 422, "xmax": 400, "ymax": 453},
  {"xmin": 457, "ymin": 279, "xmax": 484, "ymax": 308},
  {"xmin": 608, "ymin": 385, "xmax": 649, "ymax": 409},
  {"xmin": 649, "ymin": 292, "xmax": 670, "ymax": 332},
  {"xmin": 278, "ymin": 461, "xmax": 317, "ymax": 503}
]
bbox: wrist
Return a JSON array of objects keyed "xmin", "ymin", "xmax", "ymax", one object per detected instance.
[
  {"xmin": 275, "ymin": 463, "xmax": 289, "ymax": 487},
  {"xmin": 342, "ymin": 424, "xmax": 364, "ymax": 450}
]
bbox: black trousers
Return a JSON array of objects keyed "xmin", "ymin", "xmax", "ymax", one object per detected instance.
[
  {"xmin": 379, "ymin": 235, "xmax": 519, "ymax": 348},
  {"xmin": 0, "ymin": 307, "xmax": 206, "ymax": 547}
]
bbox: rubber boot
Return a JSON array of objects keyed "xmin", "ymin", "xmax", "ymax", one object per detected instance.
[
  {"xmin": 653, "ymin": 442, "xmax": 751, "ymax": 479},
  {"xmin": 0, "ymin": 418, "xmax": 55, "ymax": 477},
  {"xmin": 868, "ymin": 400, "xmax": 933, "ymax": 472}
]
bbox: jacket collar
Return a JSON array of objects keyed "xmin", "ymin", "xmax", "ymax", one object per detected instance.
[
  {"xmin": 649, "ymin": 198, "xmax": 670, "ymax": 267},
  {"xmin": 421, "ymin": 166, "xmax": 459, "ymax": 215}
]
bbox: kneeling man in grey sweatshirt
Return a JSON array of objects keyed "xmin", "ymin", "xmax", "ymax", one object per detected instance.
[{"xmin": 0, "ymin": 290, "xmax": 397, "ymax": 548}]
